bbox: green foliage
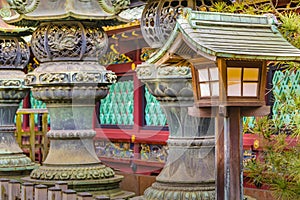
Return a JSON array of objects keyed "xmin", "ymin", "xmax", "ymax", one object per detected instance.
[
  {"xmin": 244, "ymin": 114, "xmax": 300, "ymax": 200},
  {"xmin": 210, "ymin": 2, "xmax": 273, "ymax": 15},
  {"xmin": 279, "ymin": 12, "xmax": 300, "ymax": 49},
  {"xmin": 244, "ymin": 67, "xmax": 300, "ymax": 199}
]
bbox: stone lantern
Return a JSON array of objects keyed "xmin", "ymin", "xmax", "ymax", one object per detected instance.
[
  {"xmin": 4, "ymin": 0, "xmax": 134, "ymax": 196},
  {"xmin": 137, "ymin": 1, "xmax": 218, "ymax": 199},
  {"xmin": 0, "ymin": 22, "xmax": 36, "ymax": 176}
]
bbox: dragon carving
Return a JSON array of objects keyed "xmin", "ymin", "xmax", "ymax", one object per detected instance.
[
  {"xmin": 98, "ymin": 0, "xmax": 130, "ymax": 14},
  {"xmin": 7, "ymin": 0, "xmax": 40, "ymax": 14}
]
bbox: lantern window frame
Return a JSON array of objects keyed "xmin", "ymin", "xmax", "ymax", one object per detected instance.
[{"xmin": 191, "ymin": 59, "xmax": 267, "ymax": 107}]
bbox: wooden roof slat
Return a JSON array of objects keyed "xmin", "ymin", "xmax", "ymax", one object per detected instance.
[{"xmin": 193, "ymin": 37, "xmax": 296, "ymax": 47}]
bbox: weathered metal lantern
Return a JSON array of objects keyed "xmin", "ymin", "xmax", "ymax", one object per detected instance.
[
  {"xmin": 4, "ymin": 0, "xmax": 134, "ymax": 196},
  {"xmin": 0, "ymin": 23, "xmax": 36, "ymax": 175}
]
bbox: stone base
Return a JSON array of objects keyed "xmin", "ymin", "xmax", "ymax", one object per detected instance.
[
  {"xmin": 22, "ymin": 175, "xmax": 135, "ymax": 199},
  {"xmin": 0, "ymin": 166, "xmax": 37, "ymax": 177},
  {"xmin": 144, "ymin": 182, "xmax": 215, "ymax": 200},
  {"xmin": 29, "ymin": 164, "xmax": 115, "ymax": 180},
  {"xmin": 0, "ymin": 154, "xmax": 37, "ymax": 176}
]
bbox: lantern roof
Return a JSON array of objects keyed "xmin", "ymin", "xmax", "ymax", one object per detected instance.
[
  {"xmin": 3, "ymin": 0, "xmax": 131, "ymax": 27},
  {"xmin": 147, "ymin": 8, "xmax": 300, "ymax": 64}
]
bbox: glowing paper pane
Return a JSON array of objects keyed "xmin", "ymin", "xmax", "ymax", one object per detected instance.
[
  {"xmin": 198, "ymin": 69, "xmax": 209, "ymax": 82},
  {"xmin": 244, "ymin": 68, "xmax": 259, "ymax": 81},
  {"xmin": 243, "ymin": 83, "xmax": 258, "ymax": 96},
  {"xmin": 200, "ymin": 83, "xmax": 210, "ymax": 97}
]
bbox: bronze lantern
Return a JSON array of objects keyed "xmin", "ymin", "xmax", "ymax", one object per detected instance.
[
  {"xmin": 4, "ymin": 0, "xmax": 134, "ymax": 197},
  {"xmin": 0, "ymin": 21, "xmax": 36, "ymax": 175}
]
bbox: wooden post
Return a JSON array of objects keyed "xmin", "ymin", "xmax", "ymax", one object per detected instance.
[
  {"xmin": 133, "ymin": 75, "xmax": 143, "ymax": 131},
  {"xmin": 62, "ymin": 189, "xmax": 76, "ymax": 200},
  {"xmin": 48, "ymin": 187, "xmax": 62, "ymax": 200},
  {"xmin": 16, "ymin": 112, "xmax": 22, "ymax": 146},
  {"xmin": 34, "ymin": 184, "xmax": 48, "ymax": 200},
  {"xmin": 22, "ymin": 93, "xmax": 30, "ymax": 130},
  {"xmin": 227, "ymin": 107, "xmax": 243, "ymax": 200},
  {"xmin": 29, "ymin": 112, "xmax": 36, "ymax": 161},
  {"xmin": 42, "ymin": 112, "xmax": 49, "ymax": 161},
  {"xmin": 77, "ymin": 192, "xmax": 93, "ymax": 200},
  {"xmin": 95, "ymin": 196, "xmax": 110, "ymax": 200},
  {"xmin": 55, "ymin": 181, "xmax": 68, "ymax": 191},
  {"xmin": 218, "ymin": 107, "xmax": 243, "ymax": 200},
  {"xmin": 0, "ymin": 178, "xmax": 9, "ymax": 200},
  {"xmin": 215, "ymin": 108, "xmax": 225, "ymax": 200},
  {"xmin": 21, "ymin": 182, "xmax": 34, "ymax": 200},
  {"xmin": 8, "ymin": 180, "xmax": 20, "ymax": 200}
]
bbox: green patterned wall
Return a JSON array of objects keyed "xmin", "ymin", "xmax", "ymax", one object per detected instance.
[
  {"xmin": 30, "ymin": 92, "xmax": 47, "ymax": 109},
  {"xmin": 29, "ymin": 92, "xmax": 50, "ymax": 124},
  {"xmin": 272, "ymin": 70, "xmax": 299, "ymax": 128},
  {"xmin": 100, "ymin": 80, "xmax": 134, "ymax": 125},
  {"xmin": 144, "ymin": 88, "xmax": 167, "ymax": 126},
  {"xmin": 243, "ymin": 69, "xmax": 299, "ymax": 132}
]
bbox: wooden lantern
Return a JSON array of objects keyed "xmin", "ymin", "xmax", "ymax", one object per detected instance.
[{"xmin": 191, "ymin": 59, "xmax": 267, "ymax": 108}]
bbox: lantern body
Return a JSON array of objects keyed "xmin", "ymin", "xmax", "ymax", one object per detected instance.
[{"xmin": 192, "ymin": 60, "xmax": 267, "ymax": 107}]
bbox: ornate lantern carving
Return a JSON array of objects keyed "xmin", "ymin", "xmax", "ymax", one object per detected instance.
[
  {"xmin": 0, "ymin": 26, "xmax": 36, "ymax": 175},
  {"xmin": 141, "ymin": 0, "xmax": 209, "ymax": 48},
  {"xmin": 0, "ymin": 36, "xmax": 30, "ymax": 69},
  {"xmin": 31, "ymin": 21, "xmax": 108, "ymax": 62}
]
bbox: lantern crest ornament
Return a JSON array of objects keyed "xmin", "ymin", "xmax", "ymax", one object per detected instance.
[{"xmin": 3, "ymin": 0, "xmax": 133, "ymax": 197}]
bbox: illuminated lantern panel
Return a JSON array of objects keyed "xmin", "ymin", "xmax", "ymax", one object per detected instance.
[
  {"xmin": 198, "ymin": 67, "xmax": 219, "ymax": 97},
  {"xmin": 226, "ymin": 61, "xmax": 262, "ymax": 100},
  {"xmin": 227, "ymin": 67, "xmax": 259, "ymax": 97},
  {"xmin": 193, "ymin": 60, "xmax": 265, "ymax": 106}
]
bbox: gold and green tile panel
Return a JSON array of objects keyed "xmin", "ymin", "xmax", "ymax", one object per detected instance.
[
  {"xmin": 144, "ymin": 88, "xmax": 167, "ymax": 126},
  {"xmin": 100, "ymin": 80, "xmax": 134, "ymax": 125}
]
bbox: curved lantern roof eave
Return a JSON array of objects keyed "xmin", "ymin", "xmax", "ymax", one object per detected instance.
[
  {"xmin": 3, "ymin": 0, "xmax": 131, "ymax": 26},
  {"xmin": 0, "ymin": 25, "xmax": 33, "ymax": 37},
  {"xmin": 0, "ymin": 18, "xmax": 33, "ymax": 36},
  {"xmin": 146, "ymin": 8, "xmax": 300, "ymax": 65},
  {"xmin": 3, "ymin": 12, "xmax": 130, "ymax": 26}
]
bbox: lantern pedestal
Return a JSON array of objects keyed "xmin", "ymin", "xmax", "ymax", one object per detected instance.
[
  {"xmin": 0, "ymin": 71, "xmax": 36, "ymax": 175},
  {"xmin": 23, "ymin": 62, "xmax": 134, "ymax": 197},
  {"xmin": 137, "ymin": 64, "xmax": 215, "ymax": 200}
]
